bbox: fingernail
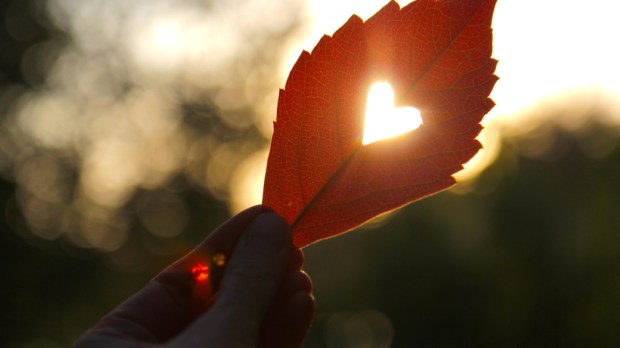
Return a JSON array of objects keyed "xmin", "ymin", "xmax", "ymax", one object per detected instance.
[{"xmin": 245, "ymin": 213, "xmax": 290, "ymax": 253}]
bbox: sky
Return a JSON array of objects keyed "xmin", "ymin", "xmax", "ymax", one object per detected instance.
[
  {"xmin": 229, "ymin": 0, "xmax": 620, "ymax": 211},
  {"xmin": 4, "ymin": 0, "xmax": 620, "ymax": 247},
  {"xmin": 303, "ymin": 0, "xmax": 620, "ymax": 118}
]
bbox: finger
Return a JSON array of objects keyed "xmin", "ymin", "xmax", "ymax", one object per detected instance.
[
  {"xmin": 288, "ymin": 247, "xmax": 305, "ymax": 271},
  {"xmin": 284, "ymin": 270, "xmax": 312, "ymax": 294},
  {"xmin": 158, "ymin": 205, "xmax": 267, "ymax": 310},
  {"xmin": 259, "ymin": 270, "xmax": 313, "ymax": 348},
  {"xmin": 173, "ymin": 212, "xmax": 292, "ymax": 347},
  {"xmin": 77, "ymin": 206, "xmax": 265, "ymax": 343},
  {"xmin": 271, "ymin": 270, "xmax": 312, "ymax": 309},
  {"xmin": 259, "ymin": 291, "xmax": 315, "ymax": 348},
  {"xmin": 163, "ymin": 204, "xmax": 266, "ymax": 277},
  {"xmin": 74, "ymin": 277, "xmax": 193, "ymax": 344}
]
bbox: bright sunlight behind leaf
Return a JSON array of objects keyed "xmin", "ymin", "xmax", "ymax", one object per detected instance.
[
  {"xmin": 362, "ymin": 82, "xmax": 422, "ymax": 145},
  {"xmin": 263, "ymin": 0, "xmax": 496, "ymax": 247}
]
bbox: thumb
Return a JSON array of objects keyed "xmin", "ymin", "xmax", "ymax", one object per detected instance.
[{"xmin": 173, "ymin": 212, "xmax": 292, "ymax": 347}]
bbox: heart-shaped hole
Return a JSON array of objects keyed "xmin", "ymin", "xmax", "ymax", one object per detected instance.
[{"xmin": 362, "ymin": 81, "xmax": 422, "ymax": 145}]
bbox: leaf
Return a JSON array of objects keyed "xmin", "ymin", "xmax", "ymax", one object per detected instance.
[{"xmin": 263, "ymin": 0, "xmax": 498, "ymax": 248}]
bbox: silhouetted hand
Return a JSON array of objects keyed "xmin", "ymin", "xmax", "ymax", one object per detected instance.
[{"xmin": 74, "ymin": 206, "xmax": 314, "ymax": 347}]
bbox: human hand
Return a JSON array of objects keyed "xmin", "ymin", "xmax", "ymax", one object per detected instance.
[{"xmin": 74, "ymin": 205, "xmax": 314, "ymax": 347}]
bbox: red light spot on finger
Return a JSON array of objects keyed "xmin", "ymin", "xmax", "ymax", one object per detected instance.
[{"xmin": 191, "ymin": 263, "xmax": 209, "ymax": 282}]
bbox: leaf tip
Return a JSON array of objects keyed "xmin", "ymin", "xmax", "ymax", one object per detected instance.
[{"xmin": 348, "ymin": 14, "xmax": 363, "ymax": 24}]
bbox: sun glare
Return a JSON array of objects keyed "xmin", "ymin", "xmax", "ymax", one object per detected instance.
[
  {"xmin": 362, "ymin": 82, "xmax": 422, "ymax": 145},
  {"xmin": 231, "ymin": 0, "xmax": 620, "ymax": 213}
]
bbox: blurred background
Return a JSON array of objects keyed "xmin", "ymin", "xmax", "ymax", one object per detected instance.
[{"xmin": 1, "ymin": 0, "xmax": 620, "ymax": 347}]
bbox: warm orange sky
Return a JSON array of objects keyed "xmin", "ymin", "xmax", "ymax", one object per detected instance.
[
  {"xmin": 9, "ymin": 0, "xmax": 619, "ymax": 224},
  {"xmin": 302, "ymin": 0, "xmax": 620, "ymax": 118},
  {"xmin": 230, "ymin": 0, "xmax": 620, "ymax": 211}
]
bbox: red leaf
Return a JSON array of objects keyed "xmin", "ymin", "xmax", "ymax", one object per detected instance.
[{"xmin": 263, "ymin": 0, "xmax": 498, "ymax": 248}]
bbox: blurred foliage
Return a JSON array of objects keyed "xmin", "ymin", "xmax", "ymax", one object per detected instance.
[
  {"xmin": 0, "ymin": 0, "xmax": 305, "ymax": 252},
  {"xmin": 303, "ymin": 119, "xmax": 620, "ymax": 347},
  {"xmin": 2, "ymin": 0, "xmax": 620, "ymax": 347}
]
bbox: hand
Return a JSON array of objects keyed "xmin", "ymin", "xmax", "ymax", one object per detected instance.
[{"xmin": 74, "ymin": 206, "xmax": 314, "ymax": 347}]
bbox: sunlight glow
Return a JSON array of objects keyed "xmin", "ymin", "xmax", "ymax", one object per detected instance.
[
  {"xmin": 362, "ymin": 82, "xmax": 422, "ymax": 145},
  {"xmin": 233, "ymin": 0, "xmax": 620, "ymax": 213}
]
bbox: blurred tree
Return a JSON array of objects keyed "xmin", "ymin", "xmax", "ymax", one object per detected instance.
[
  {"xmin": 1, "ymin": 0, "xmax": 306, "ymax": 345},
  {"xmin": 302, "ymin": 119, "xmax": 620, "ymax": 347},
  {"xmin": 2, "ymin": 0, "xmax": 620, "ymax": 347}
]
